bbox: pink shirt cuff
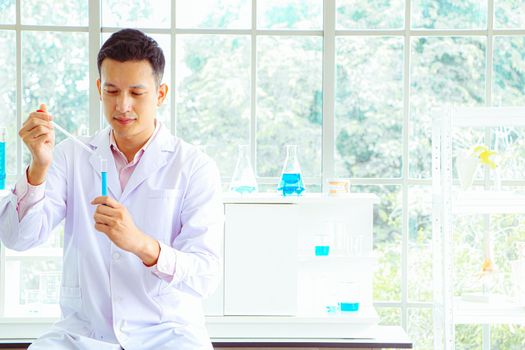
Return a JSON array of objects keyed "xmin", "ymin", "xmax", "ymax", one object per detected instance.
[
  {"xmin": 15, "ymin": 167, "xmax": 46, "ymax": 220},
  {"xmin": 148, "ymin": 241, "xmax": 178, "ymax": 282}
]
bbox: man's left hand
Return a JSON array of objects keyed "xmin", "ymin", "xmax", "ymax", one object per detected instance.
[{"xmin": 91, "ymin": 196, "xmax": 160, "ymax": 266}]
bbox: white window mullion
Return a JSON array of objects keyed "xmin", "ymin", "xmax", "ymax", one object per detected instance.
[
  {"xmin": 16, "ymin": 0, "xmax": 22, "ymax": 179},
  {"xmin": 171, "ymin": 0, "xmax": 177, "ymax": 135},
  {"xmin": 487, "ymin": 0, "xmax": 494, "ymax": 107},
  {"xmin": 481, "ymin": 2, "xmax": 495, "ymax": 349},
  {"xmin": 1, "ymin": 0, "xmax": 23, "ymax": 320},
  {"xmin": 402, "ymin": 0, "xmax": 412, "ymax": 333},
  {"xmin": 321, "ymin": 0, "xmax": 335, "ymax": 192},
  {"xmin": 88, "ymin": 0, "xmax": 101, "ymax": 133},
  {"xmin": 251, "ymin": 0, "xmax": 257, "ymax": 173}
]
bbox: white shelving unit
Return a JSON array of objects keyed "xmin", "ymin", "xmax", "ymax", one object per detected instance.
[
  {"xmin": 206, "ymin": 192, "xmax": 380, "ymax": 338},
  {"xmin": 432, "ymin": 106, "xmax": 525, "ymax": 350}
]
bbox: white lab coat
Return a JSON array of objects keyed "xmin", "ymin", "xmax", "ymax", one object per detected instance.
[{"xmin": 0, "ymin": 123, "xmax": 224, "ymax": 350}]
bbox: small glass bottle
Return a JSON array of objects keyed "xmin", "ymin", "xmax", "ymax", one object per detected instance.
[
  {"xmin": 0, "ymin": 127, "xmax": 6, "ymax": 190},
  {"xmin": 230, "ymin": 145, "xmax": 258, "ymax": 194},
  {"xmin": 277, "ymin": 144, "xmax": 305, "ymax": 196}
]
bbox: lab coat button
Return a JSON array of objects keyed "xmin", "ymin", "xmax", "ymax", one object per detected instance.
[{"xmin": 112, "ymin": 252, "xmax": 121, "ymax": 261}]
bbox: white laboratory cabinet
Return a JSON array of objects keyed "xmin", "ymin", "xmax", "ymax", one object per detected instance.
[{"xmin": 203, "ymin": 193, "xmax": 380, "ymax": 338}]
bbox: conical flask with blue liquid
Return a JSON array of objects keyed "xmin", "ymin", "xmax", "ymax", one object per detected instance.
[
  {"xmin": 277, "ymin": 144, "xmax": 305, "ymax": 196},
  {"xmin": 230, "ymin": 145, "xmax": 258, "ymax": 194}
]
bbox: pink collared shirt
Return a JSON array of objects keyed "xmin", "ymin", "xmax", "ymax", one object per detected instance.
[
  {"xmin": 109, "ymin": 122, "xmax": 160, "ymax": 190},
  {"xmin": 14, "ymin": 121, "xmax": 175, "ymax": 279}
]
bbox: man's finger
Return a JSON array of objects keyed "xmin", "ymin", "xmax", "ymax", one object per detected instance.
[
  {"xmin": 22, "ymin": 118, "xmax": 53, "ymax": 131},
  {"xmin": 94, "ymin": 212, "xmax": 114, "ymax": 226},
  {"xmin": 91, "ymin": 196, "xmax": 120, "ymax": 208},
  {"xmin": 94, "ymin": 223, "xmax": 110, "ymax": 234},
  {"xmin": 38, "ymin": 104, "xmax": 47, "ymax": 112},
  {"xmin": 95, "ymin": 204, "xmax": 117, "ymax": 216}
]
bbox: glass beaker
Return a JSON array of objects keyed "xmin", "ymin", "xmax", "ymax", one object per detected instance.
[
  {"xmin": 0, "ymin": 127, "xmax": 6, "ymax": 190},
  {"xmin": 230, "ymin": 145, "xmax": 258, "ymax": 194},
  {"xmin": 337, "ymin": 281, "xmax": 360, "ymax": 313},
  {"xmin": 347, "ymin": 234, "xmax": 364, "ymax": 256},
  {"xmin": 314, "ymin": 232, "xmax": 331, "ymax": 256},
  {"xmin": 277, "ymin": 144, "xmax": 305, "ymax": 196}
]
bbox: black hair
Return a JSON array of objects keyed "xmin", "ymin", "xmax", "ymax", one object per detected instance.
[{"xmin": 97, "ymin": 28, "xmax": 165, "ymax": 86}]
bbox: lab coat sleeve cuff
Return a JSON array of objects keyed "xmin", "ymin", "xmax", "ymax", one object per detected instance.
[{"xmin": 149, "ymin": 241, "xmax": 178, "ymax": 282}]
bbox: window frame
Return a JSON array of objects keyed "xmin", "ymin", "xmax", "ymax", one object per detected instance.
[{"xmin": 0, "ymin": 1, "xmax": 524, "ymax": 349}]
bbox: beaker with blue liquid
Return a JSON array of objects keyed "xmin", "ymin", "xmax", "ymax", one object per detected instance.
[
  {"xmin": 277, "ymin": 144, "xmax": 305, "ymax": 196},
  {"xmin": 230, "ymin": 145, "xmax": 258, "ymax": 194},
  {"xmin": 0, "ymin": 127, "xmax": 6, "ymax": 190}
]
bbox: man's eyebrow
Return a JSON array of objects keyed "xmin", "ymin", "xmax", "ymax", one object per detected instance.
[{"xmin": 102, "ymin": 83, "xmax": 147, "ymax": 89}]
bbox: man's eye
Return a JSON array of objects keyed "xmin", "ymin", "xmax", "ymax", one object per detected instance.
[
  {"xmin": 132, "ymin": 92, "xmax": 145, "ymax": 96},
  {"xmin": 105, "ymin": 90, "xmax": 117, "ymax": 94}
]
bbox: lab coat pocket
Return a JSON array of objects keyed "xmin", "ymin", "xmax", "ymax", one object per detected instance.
[
  {"xmin": 142, "ymin": 189, "xmax": 185, "ymax": 239},
  {"xmin": 60, "ymin": 286, "xmax": 82, "ymax": 316},
  {"xmin": 148, "ymin": 188, "xmax": 185, "ymax": 199},
  {"xmin": 153, "ymin": 289, "xmax": 203, "ymax": 326}
]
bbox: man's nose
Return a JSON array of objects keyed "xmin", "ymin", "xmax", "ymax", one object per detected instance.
[{"xmin": 116, "ymin": 93, "xmax": 132, "ymax": 112}]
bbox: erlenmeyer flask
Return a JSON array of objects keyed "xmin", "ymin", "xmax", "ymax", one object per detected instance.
[
  {"xmin": 230, "ymin": 145, "xmax": 258, "ymax": 194},
  {"xmin": 277, "ymin": 144, "xmax": 305, "ymax": 196}
]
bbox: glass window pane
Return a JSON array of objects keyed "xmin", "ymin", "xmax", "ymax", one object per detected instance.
[
  {"xmin": 256, "ymin": 36, "xmax": 322, "ymax": 180},
  {"xmin": 176, "ymin": 0, "xmax": 250, "ymax": 29},
  {"xmin": 0, "ymin": 30, "xmax": 16, "ymax": 180},
  {"xmin": 455, "ymin": 324, "xmax": 482, "ymax": 349},
  {"xmin": 22, "ymin": 0, "xmax": 88, "ymax": 26},
  {"xmin": 492, "ymin": 324, "xmax": 525, "ymax": 348},
  {"xmin": 493, "ymin": 36, "xmax": 525, "ymax": 106},
  {"xmin": 176, "ymin": 35, "xmax": 250, "ymax": 178},
  {"xmin": 408, "ymin": 307, "xmax": 434, "ymax": 349},
  {"xmin": 0, "ymin": 0, "xmax": 15, "ymax": 24},
  {"xmin": 257, "ymin": 0, "xmax": 322, "ymax": 30},
  {"xmin": 411, "ymin": 0, "xmax": 487, "ymax": 29},
  {"xmin": 4, "ymin": 202, "xmax": 62, "ymax": 317},
  {"xmin": 408, "ymin": 186, "xmax": 432, "ymax": 302},
  {"xmin": 5, "ymin": 257, "xmax": 61, "ymax": 317},
  {"xmin": 452, "ymin": 208, "xmax": 525, "ymax": 301},
  {"xmin": 495, "ymin": 0, "xmax": 525, "ymax": 29},
  {"xmin": 336, "ymin": 0, "xmax": 404, "ymax": 29},
  {"xmin": 453, "ymin": 215, "xmax": 485, "ymax": 298},
  {"xmin": 377, "ymin": 307, "xmax": 401, "ymax": 326},
  {"xmin": 22, "ymin": 32, "xmax": 89, "ymax": 146},
  {"xmin": 101, "ymin": 33, "xmax": 171, "ymax": 129},
  {"xmin": 410, "ymin": 37, "xmax": 486, "ymax": 179},
  {"xmin": 354, "ymin": 185, "xmax": 402, "ymax": 302},
  {"xmin": 102, "ymin": 0, "xmax": 170, "ymax": 28},
  {"xmin": 489, "ymin": 129, "xmax": 525, "ymax": 181},
  {"xmin": 335, "ymin": 37, "xmax": 403, "ymax": 178}
]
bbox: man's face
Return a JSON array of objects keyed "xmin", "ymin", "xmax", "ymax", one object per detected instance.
[{"xmin": 97, "ymin": 58, "xmax": 167, "ymax": 142}]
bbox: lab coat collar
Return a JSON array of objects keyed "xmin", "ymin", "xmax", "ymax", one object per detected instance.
[{"xmin": 88, "ymin": 121, "xmax": 176, "ymax": 201}]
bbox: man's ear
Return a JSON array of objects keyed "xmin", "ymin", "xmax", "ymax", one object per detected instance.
[
  {"xmin": 96, "ymin": 79, "xmax": 102, "ymax": 100},
  {"xmin": 157, "ymin": 83, "xmax": 168, "ymax": 106}
]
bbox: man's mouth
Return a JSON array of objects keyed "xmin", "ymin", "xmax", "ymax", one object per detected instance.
[{"xmin": 114, "ymin": 116, "xmax": 136, "ymax": 125}]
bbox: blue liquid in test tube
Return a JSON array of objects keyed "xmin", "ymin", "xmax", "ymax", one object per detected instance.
[
  {"xmin": 0, "ymin": 127, "xmax": 6, "ymax": 190},
  {"xmin": 100, "ymin": 158, "xmax": 108, "ymax": 196}
]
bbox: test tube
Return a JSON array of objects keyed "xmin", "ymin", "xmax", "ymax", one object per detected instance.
[
  {"xmin": 0, "ymin": 127, "xmax": 6, "ymax": 190},
  {"xmin": 100, "ymin": 158, "xmax": 108, "ymax": 196}
]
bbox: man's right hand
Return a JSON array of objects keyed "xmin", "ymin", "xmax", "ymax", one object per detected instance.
[{"xmin": 18, "ymin": 104, "xmax": 55, "ymax": 185}]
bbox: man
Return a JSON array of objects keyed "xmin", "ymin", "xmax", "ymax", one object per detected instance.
[{"xmin": 0, "ymin": 29, "xmax": 223, "ymax": 349}]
